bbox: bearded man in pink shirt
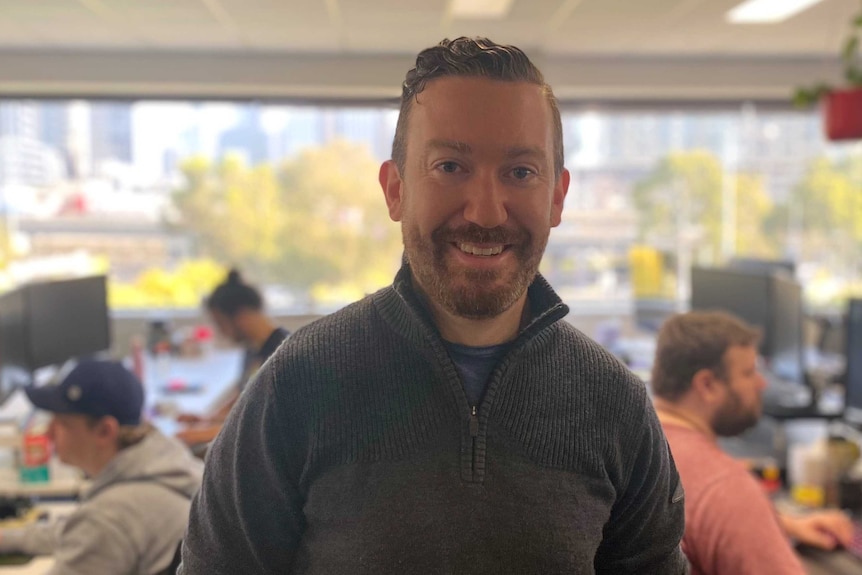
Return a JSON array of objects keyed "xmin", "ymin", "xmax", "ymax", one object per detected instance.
[{"xmin": 650, "ymin": 311, "xmax": 853, "ymax": 575}]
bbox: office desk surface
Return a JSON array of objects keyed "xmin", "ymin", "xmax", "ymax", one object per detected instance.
[
  {"xmin": 0, "ymin": 450, "xmax": 81, "ymax": 499},
  {"xmin": 0, "ymin": 557, "xmax": 54, "ymax": 574},
  {"xmin": 800, "ymin": 546, "xmax": 861, "ymax": 575},
  {"xmin": 0, "ymin": 502, "xmax": 76, "ymax": 573}
]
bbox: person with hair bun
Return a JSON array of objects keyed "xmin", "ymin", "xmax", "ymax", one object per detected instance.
[{"xmin": 175, "ymin": 269, "xmax": 289, "ymax": 448}]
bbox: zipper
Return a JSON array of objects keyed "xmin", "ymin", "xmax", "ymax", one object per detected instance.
[
  {"xmin": 469, "ymin": 405, "xmax": 479, "ymax": 437},
  {"xmin": 469, "ymin": 405, "xmax": 479, "ymax": 476}
]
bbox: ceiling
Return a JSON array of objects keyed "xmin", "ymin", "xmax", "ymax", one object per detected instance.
[{"xmin": 0, "ymin": 0, "xmax": 859, "ymax": 101}]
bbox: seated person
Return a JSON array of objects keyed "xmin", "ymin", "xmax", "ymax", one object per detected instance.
[
  {"xmin": 0, "ymin": 359, "xmax": 203, "ymax": 575},
  {"xmin": 175, "ymin": 269, "xmax": 288, "ymax": 447},
  {"xmin": 650, "ymin": 310, "xmax": 854, "ymax": 575}
]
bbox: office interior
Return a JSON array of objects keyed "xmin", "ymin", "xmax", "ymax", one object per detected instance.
[{"xmin": 0, "ymin": 0, "xmax": 862, "ymax": 573}]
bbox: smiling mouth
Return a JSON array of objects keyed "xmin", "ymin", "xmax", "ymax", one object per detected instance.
[{"xmin": 457, "ymin": 242, "xmax": 506, "ymax": 257}]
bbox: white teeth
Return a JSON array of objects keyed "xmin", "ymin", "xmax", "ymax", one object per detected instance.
[{"xmin": 459, "ymin": 243, "xmax": 504, "ymax": 256}]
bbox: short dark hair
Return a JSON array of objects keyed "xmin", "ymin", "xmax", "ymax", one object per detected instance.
[
  {"xmin": 205, "ymin": 269, "xmax": 263, "ymax": 316},
  {"xmin": 651, "ymin": 311, "xmax": 761, "ymax": 401},
  {"xmin": 392, "ymin": 37, "xmax": 564, "ymax": 178}
]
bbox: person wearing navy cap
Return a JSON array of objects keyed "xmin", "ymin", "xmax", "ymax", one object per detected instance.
[{"xmin": 0, "ymin": 359, "xmax": 203, "ymax": 575}]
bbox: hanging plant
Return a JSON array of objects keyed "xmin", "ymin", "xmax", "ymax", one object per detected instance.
[{"xmin": 794, "ymin": 5, "xmax": 862, "ymax": 141}]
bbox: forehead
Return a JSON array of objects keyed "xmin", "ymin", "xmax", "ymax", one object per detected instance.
[
  {"xmin": 406, "ymin": 76, "xmax": 553, "ymax": 156},
  {"xmin": 723, "ymin": 344, "xmax": 757, "ymax": 368},
  {"xmin": 53, "ymin": 413, "xmax": 91, "ymax": 428}
]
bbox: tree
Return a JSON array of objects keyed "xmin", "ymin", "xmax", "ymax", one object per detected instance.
[
  {"xmin": 787, "ymin": 154, "xmax": 862, "ymax": 279},
  {"xmin": 171, "ymin": 140, "xmax": 403, "ymax": 304},
  {"xmin": 633, "ymin": 151, "xmax": 776, "ymax": 265}
]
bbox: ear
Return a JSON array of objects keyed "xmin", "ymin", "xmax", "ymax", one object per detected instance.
[
  {"xmin": 549, "ymin": 168, "xmax": 570, "ymax": 228},
  {"xmin": 690, "ymin": 368, "xmax": 725, "ymax": 404},
  {"xmin": 96, "ymin": 417, "xmax": 120, "ymax": 444},
  {"xmin": 379, "ymin": 160, "xmax": 405, "ymax": 222}
]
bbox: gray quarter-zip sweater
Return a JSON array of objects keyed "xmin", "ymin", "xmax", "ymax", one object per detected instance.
[
  {"xmin": 1, "ymin": 428, "xmax": 203, "ymax": 575},
  {"xmin": 181, "ymin": 265, "xmax": 687, "ymax": 574}
]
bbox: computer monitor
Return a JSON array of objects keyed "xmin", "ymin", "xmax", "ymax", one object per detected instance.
[
  {"xmin": 0, "ymin": 275, "xmax": 111, "ymax": 374},
  {"xmin": 843, "ymin": 299, "xmax": 862, "ymax": 426},
  {"xmin": 26, "ymin": 275, "xmax": 111, "ymax": 370},
  {"xmin": 690, "ymin": 266, "xmax": 804, "ymax": 382},
  {"xmin": 769, "ymin": 275, "xmax": 804, "ymax": 383}
]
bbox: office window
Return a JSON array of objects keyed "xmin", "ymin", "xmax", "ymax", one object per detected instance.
[{"xmin": 0, "ymin": 99, "xmax": 859, "ymax": 313}]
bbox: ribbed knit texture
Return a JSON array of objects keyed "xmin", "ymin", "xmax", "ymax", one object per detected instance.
[{"xmin": 181, "ymin": 265, "xmax": 687, "ymax": 575}]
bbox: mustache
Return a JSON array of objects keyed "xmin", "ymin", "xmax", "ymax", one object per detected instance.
[{"xmin": 433, "ymin": 223, "xmax": 527, "ymax": 245}]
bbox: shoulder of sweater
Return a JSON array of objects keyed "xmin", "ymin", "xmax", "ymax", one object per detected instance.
[
  {"xmin": 279, "ymin": 291, "xmax": 382, "ymax": 346},
  {"xmin": 549, "ymin": 320, "xmax": 649, "ymax": 393}
]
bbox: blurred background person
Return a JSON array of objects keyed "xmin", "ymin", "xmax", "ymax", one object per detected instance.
[
  {"xmin": 175, "ymin": 269, "xmax": 288, "ymax": 448},
  {"xmin": 651, "ymin": 311, "xmax": 853, "ymax": 575},
  {"xmin": 0, "ymin": 359, "xmax": 202, "ymax": 574}
]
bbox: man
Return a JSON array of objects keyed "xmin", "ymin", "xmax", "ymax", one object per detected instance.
[
  {"xmin": 181, "ymin": 37, "xmax": 686, "ymax": 574},
  {"xmin": 175, "ymin": 268, "xmax": 289, "ymax": 447},
  {"xmin": 0, "ymin": 359, "xmax": 203, "ymax": 575},
  {"xmin": 651, "ymin": 311, "xmax": 853, "ymax": 575}
]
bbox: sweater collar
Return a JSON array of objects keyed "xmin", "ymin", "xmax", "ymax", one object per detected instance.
[{"xmin": 374, "ymin": 262, "xmax": 569, "ymax": 348}]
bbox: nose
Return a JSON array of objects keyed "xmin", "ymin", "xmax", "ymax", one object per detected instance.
[
  {"xmin": 46, "ymin": 418, "xmax": 56, "ymax": 441},
  {"xmin": 462, "ymin": 171, "xmax": 508, "ymax": 229}
]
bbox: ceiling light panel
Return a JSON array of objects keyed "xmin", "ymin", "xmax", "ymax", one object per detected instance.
[{"xmin": 726, "ymin": 0, "xmax": 825, "ymax": 24}]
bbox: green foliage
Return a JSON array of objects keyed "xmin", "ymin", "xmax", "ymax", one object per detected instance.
[
  {"xmin": 794, "ymin": 5, "xmax": 862, "ymax": 107},
  {"xmin": 171, "ymin": 141, "xmax": 403, "ymax": 300},
  {"xmin": 633, "ymin": 151, "xmax": 776, "ymax": 264},
  {"xmin": 788, "ymin": 155, "xmax": 862, "ymax": 263},
  {"xmin": 108, "ymin": 259, "xmax": 225, "ymax": 309}
]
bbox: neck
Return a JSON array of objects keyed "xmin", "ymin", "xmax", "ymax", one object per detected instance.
[
  {"xmin": 245, "ymin": 316, "xmax": 276, "ymax": 351},
  {"xmin": 653, "ymin": 397, "xmax": 716, "ymax": 440},
  {"xmin": 419, "ymin": 288, "xmax": 528, "ymax": 347},
  {"xmin": 83, "ymin": 447, "xmax": 119, "ymax": 478}
]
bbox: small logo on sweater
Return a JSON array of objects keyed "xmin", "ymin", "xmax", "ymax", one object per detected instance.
[{"xmin": 671, "ymin": 480, "xmax": 684, "ymax": 504}]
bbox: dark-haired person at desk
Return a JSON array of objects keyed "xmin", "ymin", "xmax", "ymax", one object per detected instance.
[
  {"xmin": 175, "ymin": 269, "xmax": 288, "ymax": 447},
  {"xmin": 651, "ymin": 311, "xmax": 854, "ymax": 575},
  {"xmin": 0, "ymin": 360, "xmax": 203, "ymax": 575}
]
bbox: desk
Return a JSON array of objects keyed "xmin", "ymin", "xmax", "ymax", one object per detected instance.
[
  {"xmin": 0, "ymin": 557, "xmax": 54, "ymax": 574},
  {"xmin": 0, "ymin": 502, "xmax": 76, "ymax": 573},
  {"xmin": 143, "ymin": 348, "xmax": 244, "ymax": 437},
  {"xmin": 800, "ymin": 547, "xmax": 861, "ymax": 574},
  {"xmin": 0, "ymin": 451, "xmax": 81, "ymax": 500}
]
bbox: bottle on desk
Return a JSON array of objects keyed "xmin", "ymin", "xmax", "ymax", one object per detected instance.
[{"xmin": 19, "ymin": 416, "xmax": 51, "ymax": 484}]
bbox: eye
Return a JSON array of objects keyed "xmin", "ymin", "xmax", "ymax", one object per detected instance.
[
  {"xmin": 511, "ymin": 167, "xmax": 535, "ymax": 180},
  {"xmin": 436, "ymin": 161, "xmax": 462, "ymax": 174}
]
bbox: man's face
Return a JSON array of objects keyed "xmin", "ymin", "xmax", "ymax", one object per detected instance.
[
  {"xmin": 711, "ymin": 345, "xmax": 768, "ymax": 437},
  {"xmin": 381, "ymin": 76, "xmax": 569, "ymax": 319},
  {"xmin": 47, "ymin": 413, "xmax": 100, "ymax": 470},
  {"xmin": 210, "ymin": 309, "xmax": 244, "ymax": 344}
]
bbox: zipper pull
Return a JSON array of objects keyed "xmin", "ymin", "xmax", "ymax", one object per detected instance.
[{"xmin": 469, "ymin": 406, "xmax": 479, "ymax": 437}]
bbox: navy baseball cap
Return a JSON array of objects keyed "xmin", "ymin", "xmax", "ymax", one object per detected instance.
[{"xmin": 25, "ymin": 359, "xmax": 145, "ymax": 426}]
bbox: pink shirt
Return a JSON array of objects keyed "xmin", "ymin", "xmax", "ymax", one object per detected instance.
[{"xmin": 662, "ymin": 422, "xmax": 805, "ymax": 575}]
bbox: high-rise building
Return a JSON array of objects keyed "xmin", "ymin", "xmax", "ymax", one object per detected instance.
[
  {"xmin": 90, "ymin": 102, "xmax": 133, "ymax": 168},
  {"xmin": 0, "ymin": 102, "xmax": 61, "ymax": 189}
]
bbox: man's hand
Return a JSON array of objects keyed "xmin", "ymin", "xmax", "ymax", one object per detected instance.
[
  {"xmin": 780, "ymin": 510, "xmax": 854, "ymax": 550},
  {"xmin": 176, "ymin": 413, "xmax": 204, "ymax": 425}
]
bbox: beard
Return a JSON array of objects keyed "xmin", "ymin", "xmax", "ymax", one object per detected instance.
[
  {"xmin": 403, "ymin": 221, "xmax": 548, "ymax": 319},
  {"xmin": 711, "ymin": 387, "xmax": 761, "ymax": 437}
]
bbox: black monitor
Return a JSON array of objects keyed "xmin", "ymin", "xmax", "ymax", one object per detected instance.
[
  {"xmin": 690, "ymin": 266, "xmax": 804, "ymax": 382},
  {"xmin": 769, "ymin": 274, "xmax": 804, "ymax": 383},
  {"xmin": 0, "ymin": 275, "xmax": 111, "ymax": 374},
  {"xmin": 844, "ymin": 299, "xmax": 862, "ymax": 425}
]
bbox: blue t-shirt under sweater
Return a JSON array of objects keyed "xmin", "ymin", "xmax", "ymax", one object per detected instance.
[{"xmin": 443, "ymin": 341, "xmax": 511, "ymax": 407}]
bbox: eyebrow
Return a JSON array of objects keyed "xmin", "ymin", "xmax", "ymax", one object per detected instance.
[
  {"xmin": 505, "ymin": 146, "xmax": 547, "ymax": 162},
  {"xmin": 424, "ymin": 140, "xmax": 548, "ymax": 162},
  {"xmin": 425, "ymin": 139, "xmax": 471, "ymax": 155}
]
